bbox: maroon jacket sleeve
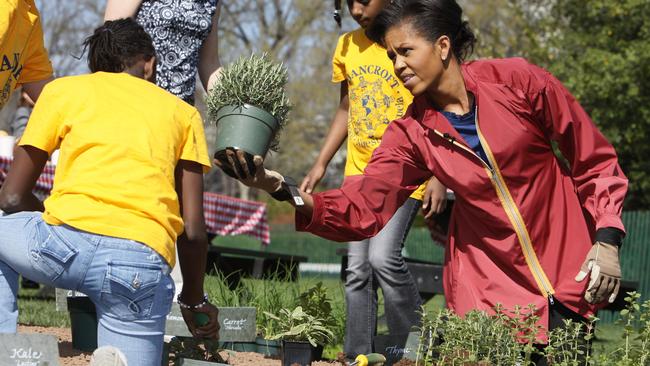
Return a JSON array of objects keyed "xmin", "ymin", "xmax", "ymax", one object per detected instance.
[
  {"xmin": 526, "ymin": 63, "xmax": 628, "ymax": 233},
  {"xmin": 296, "ymin": 118, "xmax": 431, "ymax": 242}
]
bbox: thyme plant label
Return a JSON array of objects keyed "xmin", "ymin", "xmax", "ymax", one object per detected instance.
[
  {"xmin": 373, "ymin": 332, "xmax": 419, "ymax": 366},
  {"xmin": 0, "ymin": 334, "xmax": 59, "ymax": 366},
  {"xmin": 165, "ymin": 307, "xmax": 256, "ymax": 342}
]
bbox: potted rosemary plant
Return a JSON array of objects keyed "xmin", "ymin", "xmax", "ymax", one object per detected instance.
[{"xmin": 206, "ymin": 53, "xmax": 291, "ymax": 171}]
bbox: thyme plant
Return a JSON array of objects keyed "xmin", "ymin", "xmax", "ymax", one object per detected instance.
[
  {"xmin": 413, "ymin": 292, "xmax": 650, "ymax": 366},
  {"xmin": 206, "ymin": 53, "xmax": 291, "ymax": 151}
]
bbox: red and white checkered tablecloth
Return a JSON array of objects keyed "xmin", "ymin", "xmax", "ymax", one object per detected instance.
[
  {"xmin": 203, "ymin": 192, "xmax": 270, "ymax": 245},
  {"xmin": 0, "ymin": 156, "xmax": 55, "ymax": 195},
  {"xmin": 0, "ymin": 156, "xmax": 270, "ymax": 244}
]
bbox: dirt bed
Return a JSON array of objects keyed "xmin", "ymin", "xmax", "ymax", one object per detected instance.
[
  {"xmin": 18, "ymin": 325, "xmax": 341, "ymax": 365},
  {"xmin": 19, "ymin": 325, "xmax": 92, "ymax": 366},
  {"xmin": 220, "ymin": 350, "xmax": 341, "ymax": 366}
]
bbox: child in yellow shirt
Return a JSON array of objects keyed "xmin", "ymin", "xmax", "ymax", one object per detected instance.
[
  {"xmin": 0, "ymin": 0, "xmax": 53, "ymax": 110},
  {"xmin": 0, "ymin": 19, "xmax": 216, "ymax": 366}
]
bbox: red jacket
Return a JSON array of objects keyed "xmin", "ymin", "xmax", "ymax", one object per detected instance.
[{"xmin": 297, "ymin": 58, "xmax": 628, "ymax": 330}]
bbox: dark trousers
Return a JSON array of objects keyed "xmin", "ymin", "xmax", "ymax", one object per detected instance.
[{"xmin": 533, "ymin": 301, "xmax": 591, "ymax": 366}]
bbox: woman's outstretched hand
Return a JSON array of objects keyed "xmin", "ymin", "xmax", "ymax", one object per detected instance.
[{"xmin": 214, "ymin": 148, "xmax": 283, "ymax": 193}]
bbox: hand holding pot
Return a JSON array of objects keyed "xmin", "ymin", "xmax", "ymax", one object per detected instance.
[
  {"xmin": 214, "ymin": 147, "xmax": 283, "ymax": 194},
  {"xmin": 575, "ymin": 241, "xmax": 621, "ymax": 304}
]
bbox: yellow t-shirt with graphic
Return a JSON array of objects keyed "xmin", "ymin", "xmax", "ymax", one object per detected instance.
[
  {"xmin": 0, "ymin": 0, "xmax": 53, "ymax": 109},
  {"xmin": 332, "ymin": 28, "xmax": 425, "ymax": 199},
  {"xmin": 19, "ymin": 72, "xmax": 211, "ymax": 267}
]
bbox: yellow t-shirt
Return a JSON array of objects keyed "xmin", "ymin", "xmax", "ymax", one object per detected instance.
[
  {"xmin": 0, "ymin": 0, "xmax": 53, "ymax": 109},
  {"xmin": 332, "ymin": 28, "xmax": 425, "ymax": 199},
  {"xmin": 19, "ymin": 72, "xmax": 211, "ymax": 267}
]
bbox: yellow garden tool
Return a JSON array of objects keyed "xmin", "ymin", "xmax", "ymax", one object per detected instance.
[{"xmin": 349, "ymin": 353, "xmax": 387, "ymax": 366}]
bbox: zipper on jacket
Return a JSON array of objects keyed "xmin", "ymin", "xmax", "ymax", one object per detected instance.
[
  {"xmin": 473, "ymin": 107, "xmax": 556, "ymax": 302},
  {"xmin": 434, "ymin": 106, "xmax": 556, "ymax": 303}
]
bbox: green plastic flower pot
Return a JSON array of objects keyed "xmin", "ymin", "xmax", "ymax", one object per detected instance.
[
  {"xmin": 214, "ymin": 104, "xmax": 279, "ymax": 160},
  {"xmin": 177, "ymin": 358, "xmax": 229, "ymax": 366},
  {"xmin": 281, "ymin": 340, "xmax": 322, "ymax": 366},
  {"xmin": 67, "ymin": 296, "xmax": 98, "ymax": 352}
]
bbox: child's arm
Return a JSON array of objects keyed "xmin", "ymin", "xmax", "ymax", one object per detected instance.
[
  {"xmin": 104, "ymin": 0, "xmax": 143, "ymax": 20},
  {"xmin": 0, "ymin": 146, "xmax": 47, "ymax": 214},
  {"xmin": 22, "ymin": 77, "xmax": 54, "ymax": 105},
  {"xmin": 300, "ymin": 83, "xmax": 349, "ymax": 193},
  {"xmin": 422, "ymin": 176, "xmax": 447, "ymax": 219},
  {"xmin": 175, "ymin": 160, "xmax": 220, "ymax": 339},
  {"xmin": 199, "ymin": 2, "xmax": 222, "ymax": 93}
]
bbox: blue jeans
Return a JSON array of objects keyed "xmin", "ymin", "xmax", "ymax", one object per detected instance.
[
  {"xmin": 0, "ymin": 212, "xmax": 174, "ymax": 366},
  {"xmin": 345, "ymin": 198, "xmax": 423, "ymax": 357}
]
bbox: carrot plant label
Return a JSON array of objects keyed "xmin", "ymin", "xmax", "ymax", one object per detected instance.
[
  {"xmin": 0, "ymin": 334, "xmax": 59, "ymax": 366},
  {"xmin": 165, "ymin": 306, "xmax": 256, "ymax": 342}
]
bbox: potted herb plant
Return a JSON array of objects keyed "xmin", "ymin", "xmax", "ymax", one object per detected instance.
[
  {"xmin": 264, "ymin": 306, "xmax": 334, "ymax": 366},
  {"xmin": 295, "ymin": 281, "xmax": 337, "ymax": 359},
  {"xmin": 206, "ymin": 53, "xmax": 291, "ymax": 171}
]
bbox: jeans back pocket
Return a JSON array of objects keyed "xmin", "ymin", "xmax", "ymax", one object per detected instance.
[
  {"xmin": 100, "ymin": 260, "xmax": 163, "ymax": 321},
  {"xmin": 30, "ymin": 222, "xmax": 79, "ymax": 282}
]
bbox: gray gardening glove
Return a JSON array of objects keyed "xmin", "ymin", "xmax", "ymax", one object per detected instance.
[{"xmin": 574, "ymin": 241, "xmax": 621, "ymax": 304}]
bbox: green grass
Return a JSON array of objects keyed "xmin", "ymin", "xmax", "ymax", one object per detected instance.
[{"xmin": 18, "ymin": 288, "xmax": 70, "ymax": 328}]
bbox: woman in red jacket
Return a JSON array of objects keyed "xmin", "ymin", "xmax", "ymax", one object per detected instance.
[{"xmin": 218, "ymin": 0, "xmax": 627, "ymax": 360}]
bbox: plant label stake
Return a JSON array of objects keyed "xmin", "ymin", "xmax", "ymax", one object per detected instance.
[{"xmin": 0, "ymin": 334, "xmax": 60, "ymax": 366}]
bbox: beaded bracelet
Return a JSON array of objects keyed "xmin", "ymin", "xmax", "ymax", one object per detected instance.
[{"xmin": 177, "ymin": 293, "xmax": 209, "ymax": 310}]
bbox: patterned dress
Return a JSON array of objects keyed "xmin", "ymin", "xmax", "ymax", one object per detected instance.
[{"xmin": 136, "ymin": 0, "xmax": 219, "ymax": 105}]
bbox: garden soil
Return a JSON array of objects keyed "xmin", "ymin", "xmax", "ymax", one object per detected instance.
[
  {"xmin": 19, "ymin": 325, "xmax": 92, "ymax": 366},
  {"xmin": 18, "ymin": 325, "xmax": 343, "ymax": 366}
]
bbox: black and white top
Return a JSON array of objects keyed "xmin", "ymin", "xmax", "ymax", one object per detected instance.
[{"xmin": 136, "ymin": 0, "xmax": 219, "ymax": 105}]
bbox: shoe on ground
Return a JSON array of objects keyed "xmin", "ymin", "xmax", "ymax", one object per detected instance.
[{"xmin": 90, "ymin": 346, "xmax": 127, "ymax": 366}]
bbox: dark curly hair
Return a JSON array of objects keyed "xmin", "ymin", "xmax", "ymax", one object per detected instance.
[
  {"xmin": 82, "ymin": 18, "xmax": 156, "ymax": 73},
  {"xmin": 367, "ymin": 0, "xmax": 476, "ymax": 62}
]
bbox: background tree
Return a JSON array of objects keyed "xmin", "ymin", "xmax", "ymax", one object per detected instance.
[
  {"xmin": 464, "ymin": 0, "xmax": 650, "ymax": 209},
  {"xmin": 536, "ymin": 0, "xmax": 650, "ymax": 209}
]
